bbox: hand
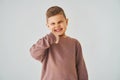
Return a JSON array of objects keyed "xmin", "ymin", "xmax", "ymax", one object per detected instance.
[
  {"xmin": 52, "ymin": 32, "xmax": 59, "ymax": 44},
  {"xmin": 51, "ymin": 29, "xmax": 60, "ymax": 44},
  {"xmin": 55, "ymin": 34, "xmax": 59, "ymax": 44}
]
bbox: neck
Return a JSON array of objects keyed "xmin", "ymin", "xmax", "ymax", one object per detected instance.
[{"xmin": 59, "ymin": 33, "xmax": 67, "ymax": 38}]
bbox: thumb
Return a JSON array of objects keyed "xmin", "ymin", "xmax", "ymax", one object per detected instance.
[{"xmin": 55, "ymin": 34, "xmax": 59, "ymax": 44}]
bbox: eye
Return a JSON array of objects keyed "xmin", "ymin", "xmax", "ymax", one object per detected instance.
[
  {"xmin": 58, "ymin": 21, "xmax": 63, "ymax": 24},
  {"xmin": 51, "ymin": 23, "xmax": 55, "ymax": 26}
]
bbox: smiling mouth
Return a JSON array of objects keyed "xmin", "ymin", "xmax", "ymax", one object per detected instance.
[{"xmin": 54, "ymin": 28, "xmax": 63, "ymax": 32}]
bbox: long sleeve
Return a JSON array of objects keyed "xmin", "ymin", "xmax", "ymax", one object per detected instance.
[
  {"xmin": 30, "ymin": 33, "xmax": 56, "ymax": 62},
  {"xmin": 76, "ymin": 41, "xmax": 88, "ymax": 80}
]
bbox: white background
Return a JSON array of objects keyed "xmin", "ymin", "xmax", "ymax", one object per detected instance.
[{"xmin": 0, "ymin": 0, "xmax": 120, "ymax": 80}]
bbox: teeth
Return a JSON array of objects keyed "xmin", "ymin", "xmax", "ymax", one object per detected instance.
[
  {"xmin": 56, "ymin": 29, "xmax": 60, "ymax": 31},
  {"xmin": 55, "ymin": 28, "xmax": 62, "ymax": 32}
]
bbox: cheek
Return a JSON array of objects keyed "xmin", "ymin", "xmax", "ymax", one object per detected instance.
[
  {"xmin": 48, "ymin": 26, "xmax": 55, "ymax": 31},
  {"xmin": 61, "ymin": 24, "xmax": 67, "ymax": 28}
]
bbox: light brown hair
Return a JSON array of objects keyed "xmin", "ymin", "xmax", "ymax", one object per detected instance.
[{"xmin": 46, "ymin": 6, "xmax": 66, "ymax": 19}]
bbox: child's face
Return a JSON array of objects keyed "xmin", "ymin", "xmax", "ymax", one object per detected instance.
[{"xmin": 47, "ymin": 14, "xmax": 68, "ymax": 36}]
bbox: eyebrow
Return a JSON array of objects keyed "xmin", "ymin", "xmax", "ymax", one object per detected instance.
[
  {"xmin": 50, "ymin": 20, "xmax": 64, "ymax": 25},
  {"xmin": 58, "ymin": 20, "xmax": 63, "ymax": 23}
]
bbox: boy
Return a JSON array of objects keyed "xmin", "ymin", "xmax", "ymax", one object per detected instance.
[{"xmin": 30, "ymin": 6, "xmax": 88, "ymax": 80}]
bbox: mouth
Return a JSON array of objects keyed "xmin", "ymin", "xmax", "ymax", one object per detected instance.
[{"xmin": 54, "ymin": 28, "xmax": 63, "ymax": 32}]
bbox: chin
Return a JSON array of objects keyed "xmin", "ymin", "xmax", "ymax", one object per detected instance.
[
  {"xmin": 58, "ymin": 33, "xmax": 65, "ymax": 37},
  {"xmin": 52, "ymin": 30, "xmax": 66, "ymax": 36}
]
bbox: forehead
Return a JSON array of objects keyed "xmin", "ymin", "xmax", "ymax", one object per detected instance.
[{"xmin": 47, "ymin": 14, "xmax": 66, "ymax": 23}]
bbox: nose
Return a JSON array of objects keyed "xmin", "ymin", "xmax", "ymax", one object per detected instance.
[{"xmin": 55, "ymin": 23, "xmax": 60, "ymax": 28}]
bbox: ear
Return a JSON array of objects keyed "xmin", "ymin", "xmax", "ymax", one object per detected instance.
[
  {"xmin": 46, "ymin": 23, "xmax": 51, "ymax": 30},
  {"xmin": 66, "ymin": 18, "xmax": 69, "ymax": 25},
  {"xmin": 46, "ymin": 23, "xmax": 49, "ymax": 27}
]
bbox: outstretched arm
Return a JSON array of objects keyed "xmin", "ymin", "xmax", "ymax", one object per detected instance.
[{"xmin": 30, "ymin": 33, "xmax": 57, "ymax": 62}]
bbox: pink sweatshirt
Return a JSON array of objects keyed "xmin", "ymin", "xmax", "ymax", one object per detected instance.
[{"xmin": 30, "ymin": 33, "xmax": 88, "ymax": 80}]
